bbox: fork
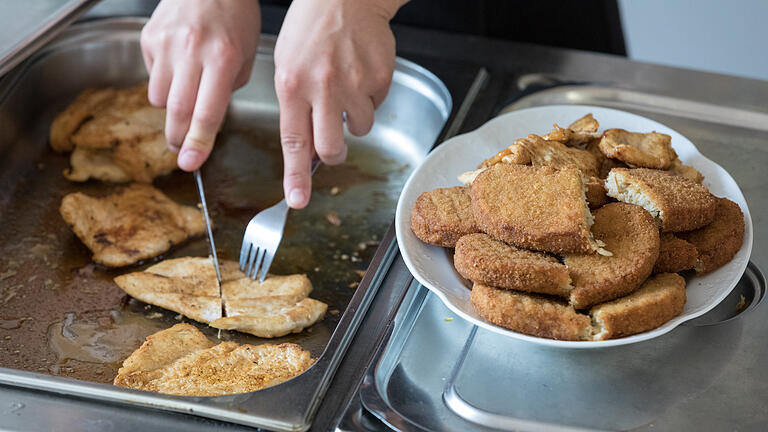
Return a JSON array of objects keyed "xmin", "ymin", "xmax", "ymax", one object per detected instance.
[{"xmin": 240, "ymin": 159, "xmax": 322, "ymax": 282}]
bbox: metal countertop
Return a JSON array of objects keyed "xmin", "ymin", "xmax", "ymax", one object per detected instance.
[{"xmin": 2, "ymin": 5, "xmax": 768, "ymax": 432}]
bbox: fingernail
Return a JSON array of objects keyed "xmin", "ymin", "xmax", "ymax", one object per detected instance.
[
  {"xmin": 288, "ymin": 189, "xmax": 306, "ymax": 208},
  {"xmin": 178, "ymin": 149, "xmax": 201, "ymax": 170}
]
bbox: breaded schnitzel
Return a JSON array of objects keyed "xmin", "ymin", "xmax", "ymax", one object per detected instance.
[
  {"xmin": 453, "ymin": 233, "xmax": 571, "ymax": 297},
  {"xmin": 680, "ymin": 197, "xmax": 745, "ymax": 274},
  {"xmin": 410, "ymin": 186, "xmax": 479, "ymax": 247},
  {"xmin": 668, "ymin": 157, "xmax": 704, "ymax": 184},
  {"xmin": 542, "ymin": 113, "xmax": 601, "ymax": 147},
  {"xmin": 590, "ymin": 273, "xmax": 686, "ymax": 340},
  {"xmin": 470, "ymin": 283, "xmax": 592, "ymax": 341},
  {"xmin": 59, "ymin": 184, "xmax": 205, "ymax": 266},
  {"xmin": 605, "ymin": 168, "xmax": 716, "ymax": 232},
  {"xmin": 653, "ymin": 233, "xmax": 698, "ymax": 274},
  {"xmin": 471, "ymin": 164, "xmax": 597, "ymax": 254},
  {"xmin": 599, "ymin": 129, "xmax": 676, "ymax": 169},
  {"xmin": 564, "ymin": 203, "xmax": 660, "ymax": 309},
  {"xmin": 584, "ymin": 176, "xmax": 610, "ymax": 209},
  {"xmin": 63, "ymin": 147, "xmax": 132, "ymax": 182},
  {"xmin": 114, "ymin": 324, "xmax": 314, "ymax": 396},
  {"xmin": 512, "ymin": 134, "xmax": 600, "ymax": 178}
]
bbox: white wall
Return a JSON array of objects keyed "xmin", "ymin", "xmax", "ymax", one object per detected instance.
[{"xmin": 618, "ymin": 0, "xmax": 768, "ymax": 81}]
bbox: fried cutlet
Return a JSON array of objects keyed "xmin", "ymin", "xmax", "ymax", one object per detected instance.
[
  {"xmin": 471, "ymin": 164, "xmax": 597, "ymax": 254},
  {"xmin": 114, "ymin": 257, "xmax": 223, "ymax": 323},
  {"xmin": 59, "ymin": 184, "xmax": 205, "ymax": 266},
  {"xmin": 680, "ymin": 197, "xmax": 745, "ymax": 274},
  {"xmin": 470, "ymin": 283, "xmax": 592, "ymax": 340},
  {"xmin": 598, "ymin": 129, "xmax": 676, "ymax": 169},
  {"xmin": 564, "ymin": 203, "xmax": 660, "ymax": 309},
  {"xmin": 668, "ymin": 157, "xmax": 704, "ymax": 184},
  {"xmin": 586, "ymin": 138, "xmax": 627, "ymax": 179},
  {"xmin": 410, "ymin": 186, "xmax": 479, "ymax": 247},
  {"xmin": 63, "ymin": 147, "xmax": 131, "ymax": 182},
  {"xmin": 212, "ymin": 265, "xmax": 326, "ymax": 338},
  {"xmin": 513, "ymin": 134, "xmax": 600, "ymax": 177},
  {"xmin": 605, "ymin": 168, "xmax": 717, "ymax": 232},
  {"xmin": 584, "ymin": 176, "xmax": 610, "ymax": 209},
  {"xmin": 542, "ymin": 113, "xmax": 601, "ymax": 147},
  {"xmin": 114, "ymin": 323, "xmax": 314, "ymax": 396},
  {"xmin": 115, "ymin": 257, "xmax": 327, "ymax": 337},
  {"xmin": 453, "ymin": 233, "xmax": 572, "ymax": 297},
  {"xmin": 50, "ymin": 87, "xmax": 117, "ymax": 152},
  {"xmin": 590, "ymin": 273, "xmax": 686, "ymax": 340},
  {"xmin": 653, "ymin": 233, "xmax": 698, "ymax": 274}
]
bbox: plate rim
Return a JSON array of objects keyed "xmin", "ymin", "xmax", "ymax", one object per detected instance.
[{"xmin": 395, "ymin": 104, "xmax": 754, "ymax": 349}]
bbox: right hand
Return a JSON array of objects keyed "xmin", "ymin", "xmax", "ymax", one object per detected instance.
[
  {"xmin": 140, "ymin": 0, "xmax": 261, "ymax": 171},
  {"xmin": 273, "ymin": 0, "xmax": 407, "ymax": 209}
]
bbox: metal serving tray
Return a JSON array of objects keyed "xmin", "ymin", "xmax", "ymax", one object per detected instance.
[
  {"xmin": 0, "ymin": 18, "xmax": 451, "ymax": 431},
  {"xmin": 360, "ymin": 78, "xmax": 768, "ymax": 431}
]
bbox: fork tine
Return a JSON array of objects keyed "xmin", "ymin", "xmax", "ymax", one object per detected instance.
[
  {"xmin": 258, "ymin": 250, "xmax": 275, "ymax": 284},
  {"xmin": 251, "ymin": 248, "xmax": 266, "ymax": 281},
  {"xmin": 246, "ymin": 246, "xmax": 259, "ymax": 278},
  {"xmin": 239, "ymin": 241, "xmax": 251, "ymax": 271}
]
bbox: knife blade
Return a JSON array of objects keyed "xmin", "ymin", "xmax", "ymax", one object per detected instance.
[{"xmin": 193, "ymin": 169, "xmax": 222, "ymax": 291}]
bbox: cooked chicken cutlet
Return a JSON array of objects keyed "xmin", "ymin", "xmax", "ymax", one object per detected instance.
[
  {"xmin": 564, "ymin": 203, "xmax": 660, "ymax": 309},
  {"xmin": 590, "ymin": 273, "xmax": 686, "ymax": 340},
  {"xmin": 59, "ymin": 184, "xmax": 205, "ymax": 266},
  {"xmin": 114, "ymin": 324, "xmax": 314, "ymax": 396},
  {"xmin": 63, "ymin": 147, "xmax": 131, "ymax": 182},
  {"xmin": 115, "ymin": 257, "xmax": 327, "ymax": 337},
  {"xmin": 410, "ymin": 186, "xmax": 479, "ymax": 247},
  {"xmin": 667, "ymin": 157, "xmax": 704, "ymax": 184},
  {"xmin": 653, "ymin": 233, "xmax": 698, "ymax": 274},
  {"xmin": 680, "ymin": 197, "xmax": 745, "ymax": 274},
  {"xmin": 513, "ymin": 134, "xmax": 600, "ymax": 177},
  {"xmin": 605, "ymin": 168, "xmax": 717, "ymax": 232},
  {"xmin": 454, "ymin": 233, "xmax": 572, "ymax": 297},
  {"xmin": 542, "ymin": 114, "xmax": 601, "ymax": 147},
  {"xmin": 470, "ymin": 283, "xmax": 592, "ymax": 341},
  {"xmin": 114, "ymin": 257, "xmax": 223, "ymax": 323},
  {"xmin": 472, "ymin": 164, "xmax": 596, "ymax": 254},
  {"xmin": 584, "ymin": 176, "xmax": 610, "ymax": 209},
  {"xmin": 599, "ymin": 129, "xmax": 676, "ymax": 169},
  {"xmin": 210, "ymin": 297, "xmax": 328, "ymax": 338},
  {"xmin": 64, "ymin": 133, "xmax": 176, "ymax": 183},
  {"xmin": 51, "ymin": 82, "xmax": 178, "ymax": 183},
  {"xmin": 69, "ymin": 83, "xmax": 165, "ymax": 149},
  {"xmin": 586, "ymin": 138, "xmax": 627, "ymax": 179},
  {"xmin": 50, "ymin": 87, "xmax": 117, "ymax": 152}
]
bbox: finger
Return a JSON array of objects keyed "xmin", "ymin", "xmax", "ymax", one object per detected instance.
[
  {"xmin": 233, "ymin": 55, "xmax": 255, "ymax": 89},
  {"xmin": 278, "ymin": 97, "xmax": 314, "ymax": 209},
  {"xmin": 312, "ymin": 98, "xmax": 346, "ymax": 165},
  {"xmin": 371, "ymin": 84, "xmax": 390, "ymax": 109},
  {"xmin": 177, "ymin": 65, "xmax": 236, "ymax": 171},
  {"xmin": 147, "ymin": 58, "xmax": 172, "ymax": 108},
  {"xmin": 164, "ymin": 62, "xmax": 202, "ymax": 152},
  {"xmin": 344, "ymin": 95, "xmax": 376, "ymax": 137},
  {"xmin": 139, "ymin": 30, "xmax": 154, "ymax": 73}
]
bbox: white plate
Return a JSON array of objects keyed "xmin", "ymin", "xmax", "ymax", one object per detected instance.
[{"xmin": 395, "ymin": 105, "xmax": 753, "ymax": 348}]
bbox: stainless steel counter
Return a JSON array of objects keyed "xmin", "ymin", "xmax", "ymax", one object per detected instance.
[{"xmin": 1, "ymin": 5, "xmax": 768, "ymax": 432}]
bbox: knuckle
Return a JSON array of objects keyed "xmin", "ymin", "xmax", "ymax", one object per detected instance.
[
  {"xmin": 211, "ymin": 37, "xmax": 242, "ymax": 66},
  {"xmin": 167, "ymin": 98, "xmax": 193, "ymax": 120},
  {"xmin": 313, "ymin": 63, "xmax": 336, "ymax": 90},
  {"xmin": 179, "ymin": 25, "xmax": 203, "ymax": 51},
  {"xmin": 192, "ymin": 106, "xmax": 221, "ymax": 129},
  {"xmin": 373, "ymin": 69, "xmax": 392, "ymax": 89},
  {"xmin": 275, "ymin": 69, "xmax": 300, "ymax": 95},
  {"xmin": 316, "ymin": 143, "xmax": 347, "ymax": 164},
  {"xmin": 280, "ymin": 133, "xmax": 307, "ymax": 153}
]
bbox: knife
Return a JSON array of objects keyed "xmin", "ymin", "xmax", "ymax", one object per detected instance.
[{"xmin": 193, "ymin": 169, "xmax": 223, "ymax": 292}]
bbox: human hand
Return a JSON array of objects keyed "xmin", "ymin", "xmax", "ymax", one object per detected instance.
[
  {"xmin": 140, "ymin": 0, "xmax": 261, "ymax": 171},
  {"xmin": 274, "ymin": 0, "xmax": 407, "ymax": 208}
]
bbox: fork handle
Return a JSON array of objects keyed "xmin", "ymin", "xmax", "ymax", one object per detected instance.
[{"xmin": 311, "ymin": 158, "xmax": 322, "ymax": 175}]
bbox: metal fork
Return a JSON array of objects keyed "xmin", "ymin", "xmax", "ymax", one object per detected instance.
[{"xmin": 240, "ymin": 159, "xmax": 322, "ymax": 282}]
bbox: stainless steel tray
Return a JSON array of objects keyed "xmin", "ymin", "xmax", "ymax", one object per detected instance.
[
  {"xmin": 0, "ymin": 18, "xmax": 451, "ymax": 431},
  {"xmin": 360, "ymin": 78, "xmax": 768, "ymax": 431},
  {"xmin": 362, "ymin": 263, "xmax": 765, "ymax": 432}
]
